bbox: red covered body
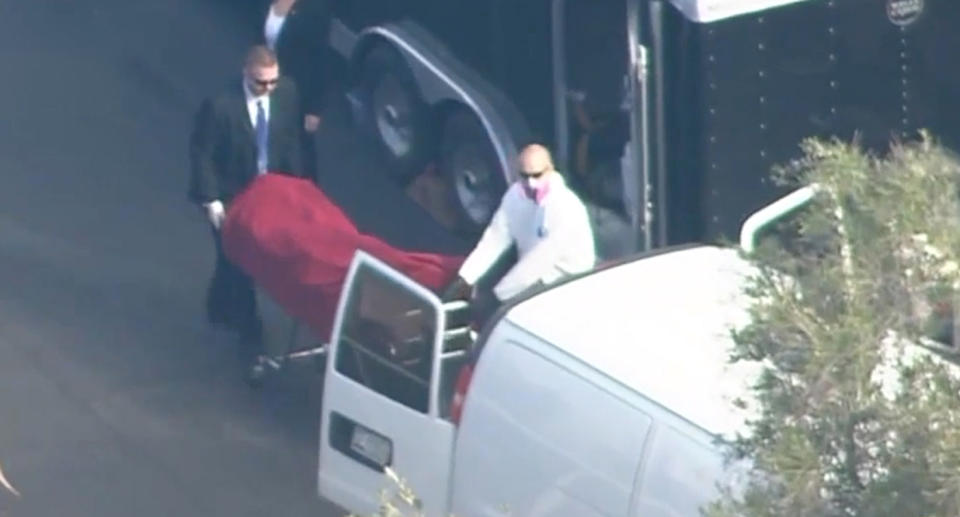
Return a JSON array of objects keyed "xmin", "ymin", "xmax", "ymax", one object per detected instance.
[{"xmin": 220, "ymin": 173, "xmax": 465, "ymax": 340}]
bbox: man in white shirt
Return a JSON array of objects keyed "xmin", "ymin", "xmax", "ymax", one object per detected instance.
[{"xmin": 443, "ymin": 144, "xmax": 597, "ymax": 316}]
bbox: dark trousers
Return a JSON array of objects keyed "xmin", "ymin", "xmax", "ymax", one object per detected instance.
[
  {"xmin": 302, "ymin": 130, "xmax": 319, "ymax": 181},
  {"xmin": 206, "ymin": 226, "xmax": 262, "ymax": 357}
]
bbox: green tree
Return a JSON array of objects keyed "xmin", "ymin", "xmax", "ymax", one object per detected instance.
[{"xmin": 709, "ymin": 133, "xmax": 960, "ymax": 516}]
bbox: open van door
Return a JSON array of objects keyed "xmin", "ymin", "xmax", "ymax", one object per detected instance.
[{"xmin": 318, "ymin": 250, "xmax": 473, "ymax": 517}]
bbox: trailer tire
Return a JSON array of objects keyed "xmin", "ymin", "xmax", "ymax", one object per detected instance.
[
  {"xmin": 357, "ymin": 45, "xmax": 433, "ymax": 185},
  {"xmin": 439, "ymin": 110, "xmax": 507, "ymax": 235}
]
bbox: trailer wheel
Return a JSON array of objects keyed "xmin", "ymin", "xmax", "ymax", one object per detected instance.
[
  {"xmin": 358, "ymin": 45, "xmax": 433, "ymax": 184},
  {"xmin": 439, "ymin": 110, "xmax": 506, "ymax": 235}
]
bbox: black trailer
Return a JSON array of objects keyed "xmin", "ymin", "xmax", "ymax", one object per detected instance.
[{"xmin": 327, "ymin": 0, "xmax": 959, "ymax": 255}]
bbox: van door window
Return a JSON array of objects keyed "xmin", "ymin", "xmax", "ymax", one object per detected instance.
[{"xmin": 334, "ymin": 263, "xmax": 438, "ymax": 413}]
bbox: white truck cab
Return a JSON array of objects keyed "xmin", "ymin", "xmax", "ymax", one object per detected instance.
[{"xmin": 317, "ymin": 242, "xmax": 765, "ymax": 517}]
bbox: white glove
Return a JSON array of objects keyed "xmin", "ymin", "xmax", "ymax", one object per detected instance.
[{"xmin": 204, "ymin": 200, "xmax": 226, "ymax": 230}]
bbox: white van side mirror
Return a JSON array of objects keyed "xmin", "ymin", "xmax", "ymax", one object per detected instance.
[
  {"xmin": 739, "ymin": 185, "xmax": 820, "ymax": 254},
  {"xmin": 738, "ymin": 183, "xmax": 960, "ymax": 351}
]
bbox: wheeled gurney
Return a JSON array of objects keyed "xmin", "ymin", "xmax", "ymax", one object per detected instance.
[
  {"xmin": 218, "ymin": 173, "xmax": 466, "ymax": 385},
  {"xmin": 247, "ymin": 287, "xmax": 328, "ymax": 385}
]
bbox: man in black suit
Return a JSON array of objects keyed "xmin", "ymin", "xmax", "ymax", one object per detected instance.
[
  {"xmin": 261, "ymin": 0, "xmax": 334, "ymax": 179},
  {"xmin": 188, "ymin": 44, "xmax": 308, "ymax": 358}
]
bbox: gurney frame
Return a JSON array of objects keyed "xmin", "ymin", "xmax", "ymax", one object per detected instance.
[
  {"xmin": 245, "ymin": 285, "xmax": 476, "ymax": 388},
  {"xmin": 246, "ymin": 287, "xmax": 328, "ymax": 387}
]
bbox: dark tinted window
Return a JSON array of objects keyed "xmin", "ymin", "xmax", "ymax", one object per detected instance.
[{"xmin": 334, "ymin": 263, "xmax": 438, "ymax": 413}]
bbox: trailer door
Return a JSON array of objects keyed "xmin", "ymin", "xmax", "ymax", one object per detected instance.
[
  {"xmin": 552, "ymin": 0, "xmax": 651, "ymax": 255},
  {"xmin": 318, "ymin": 251, "xmax": 467, "ymax": 517}
]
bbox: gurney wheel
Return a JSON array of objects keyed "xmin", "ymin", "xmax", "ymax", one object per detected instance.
[{"xmin": 246, "ymin": 362, "xmax": 267, "ymax": 388}]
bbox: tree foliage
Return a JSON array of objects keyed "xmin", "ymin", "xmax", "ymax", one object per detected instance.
[{"xmin": 709, "ymin": 133, "xmax": 960, "ymax": 516}]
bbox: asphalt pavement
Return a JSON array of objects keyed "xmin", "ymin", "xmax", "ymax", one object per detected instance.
[{"xmin": 0, "ymin": 2, "xmax": 467, "ymax": 515}]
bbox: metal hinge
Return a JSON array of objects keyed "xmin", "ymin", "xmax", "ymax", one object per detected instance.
[{"xmin": 636, "ymin": 44, "xmax": 649, "ymax": 83}]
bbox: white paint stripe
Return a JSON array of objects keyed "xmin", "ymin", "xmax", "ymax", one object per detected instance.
[{"xmin": 668, "ymin": 0, "xmax": 812, "ymax": 22}]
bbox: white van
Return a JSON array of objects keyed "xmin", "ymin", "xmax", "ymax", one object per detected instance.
[{"xmin": 316, "ymin": 241, "xmax": 767, "ymax": 517}]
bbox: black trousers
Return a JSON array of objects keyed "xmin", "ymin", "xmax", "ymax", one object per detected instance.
[{"xmin": 206, "ymin": 226, "xmax": 262, "ymax": 354}]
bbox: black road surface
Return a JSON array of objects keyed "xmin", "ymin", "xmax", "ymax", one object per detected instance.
[{"xmin": 0, "ymin": 1, "xmax": 470, "ymax": 515}]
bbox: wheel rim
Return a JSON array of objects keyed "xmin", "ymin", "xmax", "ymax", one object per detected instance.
[
  {"xmin": 372, "ymin": 75, "xmax": 415, "ymax": 159},
  {"xmin": 451, "ymin": 145, "xmax": 500, "ymax": 225}
]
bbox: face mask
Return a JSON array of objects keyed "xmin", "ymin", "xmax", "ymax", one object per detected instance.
[{"xmin": 521, "ymin": 174, "xmax": 551, "ymax": 203}]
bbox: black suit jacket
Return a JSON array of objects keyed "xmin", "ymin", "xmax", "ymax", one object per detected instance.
[
  {"xmin": 188, "ymin": 77, "xmax": 306, "ymax": 205},
  {"xmin": 261, "ymin": 0, "xmax": 332, "ymax": 116}
]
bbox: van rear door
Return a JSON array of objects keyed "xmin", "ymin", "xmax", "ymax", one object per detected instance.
[{"xmin": 318, "ymin": 250, "xmax": 471, "ymax": 517}]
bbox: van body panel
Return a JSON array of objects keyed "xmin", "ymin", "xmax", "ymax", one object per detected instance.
[
  {"xmin": 451, "ymin": 323, "xmax": 654, "ymax": 517},
  {"xmin": 319, "ymin": 247, "xmax": 763, "ymax": 517},
  {"xmin": 503, "ymin": 246, "xmax": 763, "ymax": 439},
  {"xmin": 632, "ymin": 422, "xmax": 744, "ymax": 516}
]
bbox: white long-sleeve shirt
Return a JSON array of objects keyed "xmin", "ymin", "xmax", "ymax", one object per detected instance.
[
  {"xmin": 458, "ymin": 172, "xmax": 597, "ymax": 301},
  {"xmin": 264, "ymin": 6, "xmax": 287, "ymax": 51}
]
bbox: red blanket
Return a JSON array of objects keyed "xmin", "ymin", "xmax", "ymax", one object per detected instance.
[{"xmin": 221, "ymin": 173, "xmax": 465, "ymax": 340}]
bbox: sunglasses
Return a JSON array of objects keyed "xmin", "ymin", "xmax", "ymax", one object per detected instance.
[
  {"xmin": 520, "ymin": 167, "xmax": 549, "ymax": 179},
  {"xmin": 253, "ymin": 78, "xmax": 279, "ymax": 87}
]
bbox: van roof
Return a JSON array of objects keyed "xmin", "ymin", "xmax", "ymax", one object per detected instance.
[
  {"xmin": 669, "ymin": 0, "xmax": 811, "ymax": 23},
  {"xmin": 503, "ymin": 245, "xmax": 765, "ymax": 439}
]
